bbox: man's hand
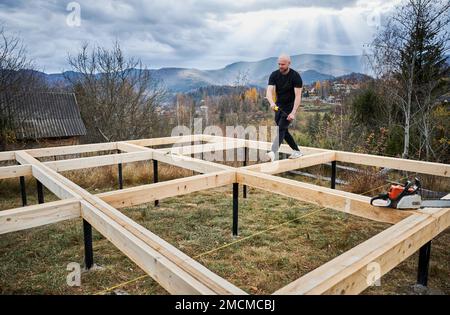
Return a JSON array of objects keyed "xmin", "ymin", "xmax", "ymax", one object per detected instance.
[
  {"xmin": 287, "ymin": 111, "xmax": 296, "ymax": 121},
  {"xmin": 264, "ymin": 97, "xmax": 276, "ymax": 109}
]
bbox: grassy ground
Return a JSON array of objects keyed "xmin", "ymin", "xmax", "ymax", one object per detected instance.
[{"xmin": 0, "ymin": 167, "xmax": 448, "ymax": 295}]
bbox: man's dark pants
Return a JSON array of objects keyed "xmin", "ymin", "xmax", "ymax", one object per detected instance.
[{"xmin": 271, "ymin": 110, "xmax": 300, "ymax": 153}]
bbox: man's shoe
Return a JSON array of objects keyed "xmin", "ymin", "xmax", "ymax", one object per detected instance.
[
  {"xmin": 289, "ymin": 150, "xmax": 304, "ymax": 159},
  {"xmin": 266, "ymin": 151, "xmax": 276, "ymax": 162}
]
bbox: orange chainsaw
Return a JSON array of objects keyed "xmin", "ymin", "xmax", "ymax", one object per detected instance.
[{"xmin": 370, "ymin": 178, "xmax": 450, "ymax": 210}]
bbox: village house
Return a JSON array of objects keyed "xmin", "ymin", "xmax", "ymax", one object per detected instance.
[{"xmin": 1, "ymin": 92, "xmax": 87, "ymax": 150}]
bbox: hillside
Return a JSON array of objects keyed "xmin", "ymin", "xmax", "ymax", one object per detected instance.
[{"xmin": 37, "ymin": 54, "xmax": 365, "ymax": 93}]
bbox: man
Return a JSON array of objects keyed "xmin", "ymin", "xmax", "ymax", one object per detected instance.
[{"xmin": 265, "ymin": 54, "xmax": 303, "ymax": 162}]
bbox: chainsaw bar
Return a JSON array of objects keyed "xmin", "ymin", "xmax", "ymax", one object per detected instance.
[{"xmin": 420, "ymin": 199, "xmax": 450, "ymax": 208}]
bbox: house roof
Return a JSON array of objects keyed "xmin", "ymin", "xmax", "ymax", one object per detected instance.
[{"xmin": 1, "ymin": 92, "xmax": 87, "ymax": 140}]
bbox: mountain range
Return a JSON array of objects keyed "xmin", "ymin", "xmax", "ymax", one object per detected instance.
[{"xmin": 41, "ymin": 54, "xmax": 368, "ymax": 93}]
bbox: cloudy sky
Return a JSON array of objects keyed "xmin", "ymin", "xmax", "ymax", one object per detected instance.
[{"xmin": 0, "ymin": 0, "xmax": 401, "ymax": 73}]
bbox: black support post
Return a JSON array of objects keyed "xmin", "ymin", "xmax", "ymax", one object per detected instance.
[
  {"xmin": 118, "ymin": 163, "xmax": 123, "ymax": 189},
  {"xmin": 201, "ymin": 139, "xmax": 204, "ymax": 162},
  {"xmin": 19, "ymin": 176, "xmax": 27, "ymax": 206},
  {"xmin": 117, "ymin": 149, "xmax": 123, "ymax": 190},
  {"xmin": 233, "ymin": 183, "xmax": 239, "ymax": 236},
  {"xmin": 36, "ymin": 180, "xmax": 44, "ymax": 204},
  {"xmin": 331, "ymin": 161, "xmax": 337, "ymax": 189},
  {"xmin": 192, "ymin": 141, "xmax": 195, "ymax": 176},
  {"xmin": 417, "ymin": 241, "xmax": 431, "ymax": 286},
  {"xmin": 243, "ymin": 147, "xmax": 248, "ymax": 198},
  {"xmin": 153, "ymin": 159, "xmax": 159, "ymax": 207},
  {"xmin": 83, "ymin": 219, "xmax": 94, "ymax": 270}
]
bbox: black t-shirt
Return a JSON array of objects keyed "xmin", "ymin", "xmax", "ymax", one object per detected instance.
[{"xmin": 268, "ymin": 69, "xmax": 303, "ymax": 112}]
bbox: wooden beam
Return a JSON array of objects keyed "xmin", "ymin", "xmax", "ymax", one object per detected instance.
[
  {"xmin": 124, "ymin": 135, "xmax": 205, "ymax": 147},
  {"xmin": 15, "ymin": 150, "xmax": 245, "ymax": 295},
  {"xmin": 30, "ymin": 164, "xmax": 80, "ymax": 200},
  {"xmin": 201, "ymin": 135, "xmax": 330, "ymax": 155},
  {"xmin": 274, "ymin": 200, "xmax": 450, "ymax": 295},
  {"xmin": 335, "ymin": 151, "xmax": 450, "ymax": 177},
  {"xmin": 153, "ymin": 150, "xmax": 234, "ymax": 173},
  {"xmin": 97, "ymin": 170, "xmax": 236, "ymax": 208},
  {"xmin": 5, "ymin": 141, "xmax": 234, "ymax": 178},
  {"xmin": 0, "ymin": 199, "xmax": 81, "ymax": 234},
  {"xmin": 0, "ymin": 151, "xmax": 15, "ymax": 162},
  {"xmin": 243, "ymin": 152, "xmax": 336, "ymax": 174},
  {"xmin": 120, "ymin": 142, "xmax": 233, "ymax": 173},
  {"xmin": 25, "ymin": 142, "xmax": 118, "ymax": 158},
  {"xmin": 43, "ymin": 151, "xmax": 153, "ymax": 172},
  {"xmin": 154, "ymin": 140, "xmax": 245, "ymax": 156},
  {"xmin": 203, "ymin": 136, "xmax": 450, "ymax": 177},
  {"xmin": 117, "ymin": 142, "xmax": 150, "ymax": 152},
  {"xmin": 236, "ymin": 169, "xmax": 413, "ymax": 224},
  {"xmin": 13, "ymin": 145, "xmax": 226, "ymax": 175},
  {"xmin": 0, "ymin": 165, "xmax": 32, "ymax": 179}
]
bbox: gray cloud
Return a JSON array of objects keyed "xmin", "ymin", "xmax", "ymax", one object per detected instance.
[{"xmin": 0, "ymin": 0, "xmax": 395, "ymax": 72}]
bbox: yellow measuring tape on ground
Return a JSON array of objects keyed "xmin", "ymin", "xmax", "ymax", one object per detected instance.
[{"xmin": 93, "ymin": 173, "xmax": 415, "ymax": 295}]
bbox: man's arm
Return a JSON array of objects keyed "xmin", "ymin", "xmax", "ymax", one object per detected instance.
[
  {"xmin": 265, "ymin": 85, "xmax": 276, "ymax": 109},
  {"xmin": 287, "ymin": 87, "xmax": 302, "ymax": 121}
]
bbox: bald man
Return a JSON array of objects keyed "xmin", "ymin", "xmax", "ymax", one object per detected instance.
[{"xmin": 265, "ymin": 54, "xmax": 303, "ymax": 162}]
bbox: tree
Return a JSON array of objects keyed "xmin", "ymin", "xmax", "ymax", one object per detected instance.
[
  {"xmin": 305, "ymin": 112, "xmax": 321, "ymax": 142},
  {"xmin": 370, "ymin": 0, "xmax": 450, "ymax": 159},
  {"xmin": 244, "ymin": 88, "xmax": 258, "ymax": 106},
  {"xmin": 67, "ymin": 41, "xmax": 166, "ymax": 142},
  {"xmin": 351, "ymin": 86, "xmax": 383, "ymax": 129},
  {"xmin": 0, "ymin": 26, "xmax": 46, "ymax": 150}
]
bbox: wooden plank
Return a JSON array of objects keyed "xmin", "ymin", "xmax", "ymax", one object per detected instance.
[
  {"xmin": 335, "ymin": 151, "xmax": 450, "ymax": 177},
  {"xmin": 274, "ymin": 203, "xmax": 450, "ymax": 295},
  {"xmin": 0, "ymin": 151, "xmax": 15, "ymax": 162},
  {"xmin": 43, "ymin": 151, "xmax": 153, "ymax": 172},
  {"xmin": 204, "ymin": 136, "xmax": 450, "ymax": 177},
  {"xmin": 243, "ymin": 152, "xmax": 336, "ymax": 174},
  {"xmin": 120, "ymin": 142, "xmax": 233, "ymax": 173},
  {"xmin": 0, "ymin": 165, "xmax": 32, "ymax": 179},
  {"xmin": 25, "ymin": 142, "xmax": 118, "ymax": 158},
  {"xmin": 2, "ymin": 147, "xmax": 223, "ymax": 178},
  {"xmin": 117, "ymin": 142, "xmax": 150, "ymax": 153},
  {"xmin": 125, "ymin": 135, "xmax": 205, "ymax": 147},
  {"xmin": 289, "ymin": 170, "xmax": 349, "ymax": 185},
  {"xmin": 155, "ymin": 141, "xmax": 245, "ymax": 156},
  {"xmin": 98, "ymin": 170, "xmax": 236, "ymax": 208},
  {"xmin": 0, "ymin": 199, "xmax": 81, "ymax": 234},
  {"xmin": 236, "ymin": 169, "xmax": 414, "ymax": 224},
  {"xmin": 153, "ymin": 150, "xmax": 234, "ymax": 173},
  {"xmin": 15, "ymin": 150, "xmax": 245, "ymax": 295},
  {"xmin": 201, "ymin": 135, "xmax": 330, "ymax": 155},
  {"xmin": 30, "ymin": 164, "xmax": 80, "ymax": 200},
  {"xmin": 155, "ymin": 137, "xmax": 331, "ymax": 167},
  {"xmin": 81, "ymin": 201, "xmax": 216, "ymax": 294}
]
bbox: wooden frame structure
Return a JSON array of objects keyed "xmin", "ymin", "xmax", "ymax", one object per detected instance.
[{"xmin": 0, "ymin": 135, "xmax": 449, "ymax": 295}]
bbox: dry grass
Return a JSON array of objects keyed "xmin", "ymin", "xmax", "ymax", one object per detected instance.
[{"xmin": 345, "ymin": 169, "xmax": 388, "ymax": 195}]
